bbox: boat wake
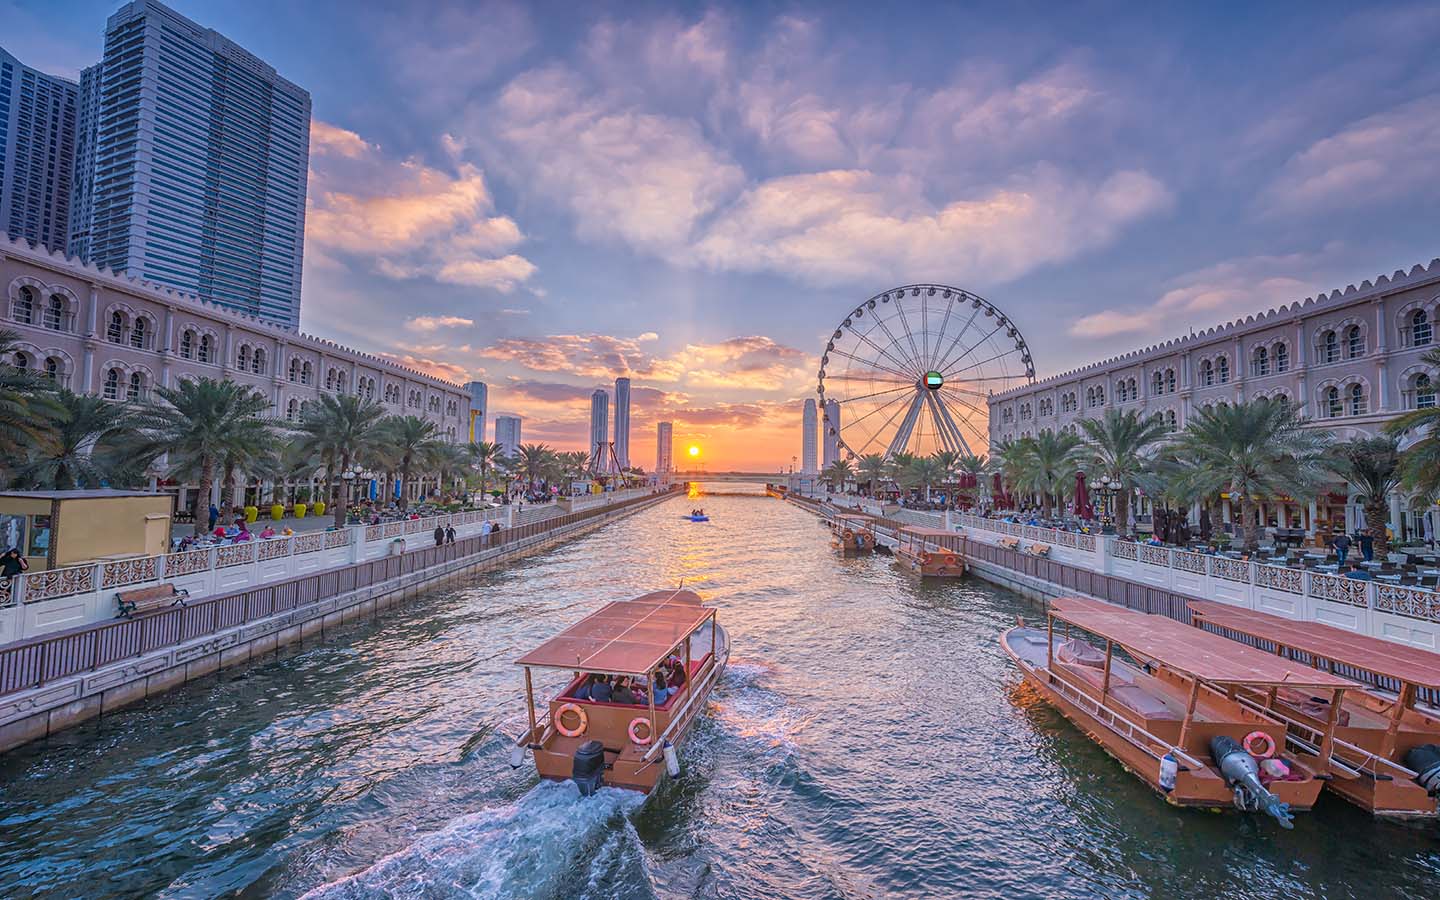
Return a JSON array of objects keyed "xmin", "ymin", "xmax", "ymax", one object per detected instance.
[{"xmin": 298, "ymin": 780, "xmax": 646, "ymax": 900}]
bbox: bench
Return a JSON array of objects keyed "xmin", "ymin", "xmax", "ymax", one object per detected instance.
[
  {"xmin": 1025, "ymin": 542, "xmax": 1051, "ymax": 557},
  {"xmin": 115, "ymin": 584, "xmax": 189, "ymax": 619},
  {"xmin": 998, "ymin": 536, "xmax": 1021, "ymax": 551}
]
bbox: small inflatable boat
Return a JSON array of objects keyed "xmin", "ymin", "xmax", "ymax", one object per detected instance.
[{"xmin": 684, "ymin": 515, "xmax": 710, "ymax": 522}]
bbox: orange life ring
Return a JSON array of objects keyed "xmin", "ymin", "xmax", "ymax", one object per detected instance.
[
  {"xmin": 556, "ymin": 702, "xmax": 588, "ymax": 738},
  {"xmin": 1242, "ymin": 730, "xmax": 1277, "ymax": 759},
  {"xmin": 944, "ymin": 554, "xmax": 957, "ymax": 567},
  {"xmin": 842, "ymin": 529, "xmax": 855, "ymax": 541},
  {"xmin": 628, "ymin": 716, "xmax": 654, "ymax": 746}
]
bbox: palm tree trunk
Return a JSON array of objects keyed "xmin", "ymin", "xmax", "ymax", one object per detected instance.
[
  {"xmin": 1365, "ymin": 496, "xmax": 1390, "ymax": 558},
  {"xmin": 219, "ymin": 460, "xmax": 237, "ymax": 519},
  {"xmin": 1116, "ymin": 488, "xmax": 1131, "ymax": 537},
  {"xmin": 398, "ymin": 454, "xmax": 412, "ymax": 511},
  {"xmin": 192, "ymin": 458, "xmax": 212, "ymax": 537},
  {"xmin": 333, "ymin": 452, "xmax": 348, "ymax": 530},
  {"xmin": 1239, "ymin": 496, "xmax": 1259, "ymax": 553}
]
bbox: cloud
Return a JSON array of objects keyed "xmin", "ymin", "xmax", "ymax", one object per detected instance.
[
  {"xmin": 375, "ymin": 352, "xmax": 473, "ymax": 385},
  {"xmin": 1069, "ymin": 251, "xmax": 1328, "ymax": 339},
  {"xmin": 405, "ymin": 315, "xmax": 474, "ymax": 332},
  {"xmin": 306, "ymin": 121, "xmax": 537, "ymax": 292},
  {"xmin": 480, "ymin": 333, "xmax": 687, "ymax": 381},
  {"xmin": 1260, "ymin": 95, "xmax": 1440, "ymax": 216}
]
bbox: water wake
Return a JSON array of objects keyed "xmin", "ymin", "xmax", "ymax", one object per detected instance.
[{"xmin": 299, "ymin": 780, "xmax": 644, "ymax": 900}]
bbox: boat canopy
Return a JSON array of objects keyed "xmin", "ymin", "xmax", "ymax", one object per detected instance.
[
  {"xmin": 900, "ymin": 527, "xmax": 956, "ymax": 538},
  {"xmin": 514, "ymin": 589, "xmax": 713, "ymax": 677},
  {"xmin": 1049, "ymin": 597, "xmax": 1358, "ymax": 690},
  {"xmin": 1189, "ymin": 601, "xmax": 1440, "ymax": 691}
]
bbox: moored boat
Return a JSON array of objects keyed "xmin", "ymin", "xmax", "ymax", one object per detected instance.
[
  {"xmin": 894, "ymin": 526, "xmax": 965, "ymax": 576},
  {"xmin": 1002, "ymin": 596, "xmax": 1358, "ymax": 827},
  {"xmin": 1189, "ymin": 601, "xmax": 1440, "ymax": 818},
  {"xmin": 831, "ymin": 513, "xmax": 876, "ymax": 556},
  {"xmin": 511, "ymin": 589, "xmax": 730, "ymax": 795}
]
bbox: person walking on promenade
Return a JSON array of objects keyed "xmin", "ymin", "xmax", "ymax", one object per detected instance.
[
  {"xmin": 433, "ymin": 525, "xmax": 445, "ymax": 547},
  {"xmin": 1333, "ymin": 532, "xmax": 1351, "ymax": 566},
  {"xmin": 1, "ymin": 547, "xmax": 27, "ymax": 589},
  {"xmin": 1357, "ymin": 530, "xmax": 1374, "ymax": 562},
  {"xmin": 208, "ymin": 503, "xmax": 220, "ymax": 531},
  {"xmin": 445, "ymin": 525, "xmax": 456, "ymax": 544}
]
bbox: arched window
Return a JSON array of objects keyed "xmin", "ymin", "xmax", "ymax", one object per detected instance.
[
  {"xmin": 1349, "ymin": 383, "xmax": 1366, "ymax": 416},
  {"xmin": 43, "ymin": 295, "xmax": 66, "ymax": 330},
  {"xmin": 1165, "ymin": 368, "xmax": 1176, "ymax": 393},
  {"xmin": 1322, "ymin": 330, "xmax": 1339, "ymax": 363},
  {"xmin": 43, "ymin": 356, "xmax": 60, "ymax": 381},
  {"xmin": 252, "ymin": 348, "xmax": 266, "ymax": 374},
  {"xmin": 1415, "ymin": 374, "xmax": 1436, "ymax": 409},
  {"xmin": 179, "ymin": 330, "xmax": 194, "ymax": 359},
  {"xmin": 302, "ymin": 362, "xmax": 313, "ymax": 385},
  {"xmin": 1251, "ymin": 346, "xmax": 1269, "ymax": 377},
  {"xmin": 238, "ymin": 345, "xmax": 251, "ymax": 371},
  {"xmin": 1200, "ymin": 359, "xmax": 1214, "ymax": 387},
  {"xmin": 289, "ymin": 358, "xmax": 300, "ymax": 382},
  {"xmin": 1346, "ymin": 325, "xmax": 1364, "ymax": 358},
  {"xmin": 1116, "ymin": 381, "xmax": 1127, "ymax": 403},
  {"xmin": 1216, "ymin": 356, "xmax": 1229, "ymax": 383},
  {"xmin": 1323, "ymin": 386, "xmax": 1342, "ymax": 418},
  {"xmin": 1164, "ymin": 409, "xmax": 1177, "ymax": 432},
  {"xmin": 1412, "ymin": 310, "xmax": 1433, "ymax": 347},
  {"xmin": 1274, "ymin": 343, "xmax": 1289, "ymax": 373},
  {"xmin": 286, "ymin": 398, "xmax": 298, "ymax": 421},
  {"xmin": 107, "ymin": 311, "xmax": 125, "ymax": 343},
  {"xmin": 335, "ymin": 371, "xmax": 347, "ymax": 393},
  {"xmin": 198, "ymin": 334, "xmax": 212, "ymax": 363},
  {"xmin": 11, "ymin": 286, "xmax": 35, "ymax": 324},
  {"xmin": 325, "ymin": 369, "xmax": 335, "ymax": 391},
  {"xmin": 1151, "ymin": 371, "xmax": 1163, "ymax": 395},
  {"xmin": 103, "ymin": 368, "xmax": 121, "ymax": 400},
  {"xmin": 12, "ymin": 351, "xmax": 29, "ymax": 371},
  {"xmin": 126, "ymin": 371, "xmax": 143, "ymax": 402},
  {"xmin": 130, "ymin": 316, "xmax": 148, "ymax": 349}
]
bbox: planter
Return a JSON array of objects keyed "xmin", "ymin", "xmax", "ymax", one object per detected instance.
[
  {"xmin": 270, "ymin": 504, "xmax": 284, "ymax": 521},
  {"xmin": 294, "ymin": 503, "xmax": 307, "ymax": 519},
  {"xmin": 313, "ymin": 501, "xmax": 327, "ymax": 517},
  {"xmin": 244, "ymin": 505, "xmax": 258, "ymax": 523}
]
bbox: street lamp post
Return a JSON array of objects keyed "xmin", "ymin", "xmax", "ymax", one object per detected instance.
[{"xmin": 1095, "ymin": 474, "xmax": 1120, "ymax": 535}]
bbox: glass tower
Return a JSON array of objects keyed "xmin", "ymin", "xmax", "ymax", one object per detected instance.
[
  {"xmin": 0, "ymin": 46, "xmax": 78, "ymax": 255},
  {"xmin": 82, "ymin": 1, "xmax": 311, "ymax": 329}
]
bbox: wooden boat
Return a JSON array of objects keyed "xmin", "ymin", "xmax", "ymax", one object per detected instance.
[
  {"xmin": 1190, "ymin": 601, "xmax": 1440, "ymax": 818},
  {"xmin": 511, "ymin": 589, "xmax": 730, "ymax": 795},
  {"xmin": 831, "ymin": 513, "xmax": 876, "ymax": 556},
  {"xmin": 1002, "ymin": 596, "xmax": 1358, "ymax": 827},
  {"xmin": 894, "ymin": 526, "xmax": 966, "ymax": 577}
]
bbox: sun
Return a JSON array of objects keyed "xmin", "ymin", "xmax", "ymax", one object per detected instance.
[{"xmin": 688, "ymin": 445, "xmax": 700, "ymax": 457}]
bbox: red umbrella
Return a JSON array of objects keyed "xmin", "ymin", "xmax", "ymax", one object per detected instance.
[
  {"xmin": 1074, "ymin": 471, "xmax": 1094, "ymax": 520},
  {"xmin": 991, "ymin": 473, "xmax": 1005, "ymax": 509}
]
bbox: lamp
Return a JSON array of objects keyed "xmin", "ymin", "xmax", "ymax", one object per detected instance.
[{"xmin": 1094, "ymin": 474, "xmax": 1120, "ymax": 534}]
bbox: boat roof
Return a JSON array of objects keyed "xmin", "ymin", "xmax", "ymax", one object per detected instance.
[
  {"xmin": 514, "ymin": 589, "xmax": 713, "ymax": 677},
  {"xmin": 1049, "ymin": 597, "xmax": 1358, "ymax": 690},
  {"xmin": 1189, "ymin": 601, "xmax": 1440, "ymax": 691},
  {"xmin": 836, "ymin": 512, "xmax": 875, "ymax": 521},
  {"xmin": 900, "ymin": 526, "xmax": 956, "ymax": 537}
]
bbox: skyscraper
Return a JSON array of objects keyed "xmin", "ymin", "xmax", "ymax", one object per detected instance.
[
  {"xmin": 590, "ymin": 389, "xmax": 610, "ymax": 472},
  {"xmin": 466, "ymin": 381, "xmax": 488, "ymax": 443},
  {"xmin": 823, "ymin": 399, "xmax": 841, "ymax": 467},
  {"xmin": 495, "ymin": 415, "xmax": 522, "ymax": 458},
  {"xmin": 66, "ymin": 64, "xmax": 101, "ymax": 260},
  {"xmin": 656, "ymin": 421, "xmax": 673, "ymax": 474},
  {"xmin": 0, "ymin": 47, "xmax": 78, "ymax": 255},
  {"xmin": 613, "ymin": 376, "xmax": 631, "ymax": 470},
  {"xmin": 80, "ymin": 1, "xmax": 312, "ymax": 329},
  {"xmin": 802, "ymin": 398, "xmax": 818, "ymax": 474}
]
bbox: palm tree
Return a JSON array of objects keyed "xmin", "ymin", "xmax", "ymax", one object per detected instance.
[
  {"xmin": 516, "ymin": 443, "xmax": 556, "ymax": 490},
  {"xmin": 380, "ymin": 415, "xmax": 444, "ymax": 510},
  {"xmin": 430, "ymin": 442, "xmax": 472, "ymax": 500},
  {"xmin": 469, "ymin": 440, "xmax": 502, "ymax": 496},
  {"xmin": 821, "ymin": 459, "xmax": 853, "ymax": 492},
  {"xmin": 856, "ymin": 453, "xmax": 887, "ymax": 498},
  {"xmin": 1014, "ymin": 430, "xmax": 1082, "ymax": 517},
  {"xmin": 1385, "ymin": 347, "xmax": 1440, "ymax": 502},
  {"xmin": 906, "ymin": 455, "xmax": 946, "ymax": 501},
  {"xmin": 292, "ymin": 393, "xmax": 388, "ymax": 529},
  {"xmin": 954, "ymin": 452, "xmax": 986, "ymax": 507},
  {"xmin": 0, "ymin": 328, "xmax": 61, "ymax": 476},
  {"xmin": 137, "ymin": 378, "xmax": 273, "ymax": 535},
  {"xmin": 1328, "ymin": 436, "xmax": 1404, "ymax": 558},
  {"xmin": 1077, "ymin": 408, "xmax": 1169, "ymax": 532},
  {"xmin": 1169, "ymin": 398, "xmax": 1331, "ymax": 553},
  {"xmin": 11, "ymin": 389, "xmax": 149, "ymax": 490}
]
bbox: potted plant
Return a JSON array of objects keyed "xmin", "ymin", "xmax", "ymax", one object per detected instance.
[
  {"xmin": 270, "ymin": 498, "xmax": 284, "ymax": 521},
  {"xmin": 244, "ymin": 505, "xmax": 259, "ymax": 523},
  {"xmin": 294, "ymin": 502, "xmax": 308, "ymax": 519},
  {"xmin": 314, "ymin": 500, "xmax": 327, "ymax": 517}
]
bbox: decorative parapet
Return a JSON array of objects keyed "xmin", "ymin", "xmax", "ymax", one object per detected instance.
[
  {"xmin": 1111, "ymin": 540, "xmax": 1138, "ymax": 561},
  {"xmin": 217, "ymin": 543, "xmax": 256, "ymax": 568},
  {"xmin": 23, "ymin": 565, "xmax": 95, "ymax": 602},
  {"xmin": 293, "ymin": 532, "xmax": 326, "ymax": 554},
  {"xmin": 101, "ymin": 556, "xmax": 158, "ymax": 589},
  {"xmin": 1171, "ymin": 549, "xmax": 1207, "ymax": 575},
  {"xmin": 165, "ymin": 548, "xmax": 212, "ymax": 577},
  {"xmin": 1255, "ymin": 563, "xmax": 1303, "ymax": 594},
  {"xmin": 1208, "ymin": 556, "xmax": 1251, "ymax": 583},
  {"xmin": 258, "ymin": 538, "xmax": 292, "ymax": 561},
  {"xmin": 1139, "ymin": 544, "xmax": 1171, "ymax": 567},
  {"xmin": 1308, "ymin": 572, "xmax": 1368, "ymax": 608},
  {"xmin": 1376, "ymin": 584, "xmax": 1440, "ymax": 622}
]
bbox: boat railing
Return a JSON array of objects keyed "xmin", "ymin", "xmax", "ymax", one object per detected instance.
[
  {"xmin": 642, "ymin": 649, "xmax": 725, "ymax": 763},
  {"xmin": 1046, "ymin": 667, "xmax": 1206, "ymax": 771},
  {"xmin": 1224, "ymin": 692, "xmax": 1417, "ymax": 781}
]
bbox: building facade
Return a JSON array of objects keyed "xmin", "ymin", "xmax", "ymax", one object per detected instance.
[
  {"xmin": 466, "ymin": 380, "xmax": 487, "ymax": 444},
  {"xmin": 613, "ymin": 376, "xmax": 631, "ymax": 470},
  {"xmin": 65, "ymin": 64, "xmax": 100, "ymax": 261},
  {"xmin": 590, "ymin": 388, "xmax": 610, "ymax": 471},
  {"xmin": 801, "ymin": 398, "xmax": 818, "ymax": 473},
  {"xmin": 988, "ymin": 258, "xmax": 1440, "ymax": 537},
  {"xmin": 77, "ymin": 1, "xmax": 311, "ymax": 329},
  {"xmin": 1, "ymin": 233, "xmax": 471, "ymax": 463},
  {"xmin": 822, "ymin": 399, "xmax": 840, "ymax": 468},
  {"xmin": 656, "ymin": 421, "xmax": 673, "ymax": 474},
  {"xmin": 0, "ymin": 47, "xmax": 78, "ymax": 256},
  {"xmin": 495, "ymin": 415, "xmax": 522, "ymax": 458}
]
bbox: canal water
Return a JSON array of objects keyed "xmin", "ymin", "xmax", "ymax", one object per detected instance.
[{"xmin": 1, "ymin": 485, "xmax": 1437, "ymax": 899}]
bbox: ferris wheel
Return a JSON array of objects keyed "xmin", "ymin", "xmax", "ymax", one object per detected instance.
[{"xmin": 817, "ymin": 284, "xmax": 1035, "ymax": 460}]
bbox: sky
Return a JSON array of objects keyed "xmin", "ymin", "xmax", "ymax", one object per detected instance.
[{"xmin": 5, "ymin": 1, "xmax": 1439, "ymax": 470}]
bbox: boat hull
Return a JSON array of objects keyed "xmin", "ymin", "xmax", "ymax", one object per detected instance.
[{"xmin": 894, "ymin": 545, "xmax": 966, "ymax": 577}]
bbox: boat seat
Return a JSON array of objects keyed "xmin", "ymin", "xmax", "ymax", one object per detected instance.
[
  {"xmin": 1275, "ymin": 687, "xmax": 1351, "ymax": 727},
  {"xmin": 1109, "ymin": 684, "xmax": 1180, "ymax": 719},
  {"xmin": 1057, "ymin": 639, "xmax": 1105, "ymax": 668},
  {"xmin": 558, "ymin": 655, "xmax": 711, "ymax": 710}
]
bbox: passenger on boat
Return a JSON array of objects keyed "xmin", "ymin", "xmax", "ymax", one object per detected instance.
[
  {"xmin": 650, "ymin": 670, "xmax": 671, "ymax": 705},
  {"xmin": 573, "ymin": 674, "xmax": 595, "ymax": 701},
  {"xmin": 666, "ymin": 656, "xmax": 687, "ymax": 690},
  {"xmin": 590, "ymin": 675, "xmax": 613, "ymax": 702},
  {"xmin": 612, "ymin": 678, "xmax": 637, "ymax": 705}
]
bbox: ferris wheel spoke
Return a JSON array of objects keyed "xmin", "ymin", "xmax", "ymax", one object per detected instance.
[
  {"xmin": 847, "ymin": 328, "xmax": 922, "ymax": 380},
  {"xmin": 833, "ymin": 382, "xmax": 917, "ymax": 405},
  {"xmin": 929, "ymin": 292, "xmax": 958, "ymax": 370},
  {"xmin": 852, "ymin": 390, "xmax": 919, "ymax": 456},
  {"xmin": 937, "ymin": 388, "xmax": 1000, "ymax": 447},
  {"xmin": 945, "ymin": 347, "xmax": 1018, "ymax": 382},
  {"xmin": 869, "ymin": 308, "xmax": 924, "ymax": 376},
  {"xmin": 822, "ymin": 370, "xmax": 915, "ymax": 386},
  {"xmin": 826, "ymin": 347, "xmax": 915, "ymax": 382},
  {"xmin": 841, "ymin": 388, "xmax": 915, "ymax": 430},
  {"xmin": 931, "ymin": 305, "xmax": 983, "ymax": 375},
  {"xmin": 890, "ymin": 294, "xmax": 928, "ymax": 376},
  {"xmin": 939, "ymin": 326, "xmax": 1007, "ymax": 377},
  {"xmin": 887, "ymin": 392, "xmax": 926, "ymax": 457},
  {"xmin": 929, "ymin": 390, "xmax": 974, "ymax": 455}
]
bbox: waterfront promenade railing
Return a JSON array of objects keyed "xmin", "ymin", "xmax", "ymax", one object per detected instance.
[{"xmin": 0, "ymin": 488, "xmax": 674, "ymax": 698}]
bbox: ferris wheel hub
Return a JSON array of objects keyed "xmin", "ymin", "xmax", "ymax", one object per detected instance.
[{"xmin": 924, "ymin": 371, "xmax": 943, "ymax": 390}]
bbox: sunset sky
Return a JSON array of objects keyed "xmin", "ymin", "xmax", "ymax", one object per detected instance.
[{"xmin": 13, "ymin": 1, "xmax": 1440, "ymax": 470}]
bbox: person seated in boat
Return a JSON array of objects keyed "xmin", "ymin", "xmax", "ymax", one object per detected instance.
[
  {"xmin": 611, "ymin": 677, "xmax": 638, "ymax": 705},
  {"xmin": 589, "ymin": 674, "xmax": 612, "ymax": 702},
  {"xmin": 573, "ymin": 674, "xmax": 595, "ymax": 701},
  {"xmin": 649, "ymin": 669, "xmax": 671, "ymax": 705}
]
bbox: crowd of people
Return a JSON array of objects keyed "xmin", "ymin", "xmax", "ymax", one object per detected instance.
[{"xmin": 572, "ymin": 655, "xmax": 689, "ymax": 707}]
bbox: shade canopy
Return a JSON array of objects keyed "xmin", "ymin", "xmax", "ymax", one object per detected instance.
[
  {"xmin": 1073, "ymin": 471, "xmax": 1094, "ymax": 520},
  {"xmin": 1049, "ymin": 597, "xmax": 1358, "ymax": 690},
  {"xmin": 1189, "ymin": 601, "xmax": 1440, "ymax": 691},
  {"xmin": 514, "ymin": 589, "xmax": 713, "ymax": 677}
]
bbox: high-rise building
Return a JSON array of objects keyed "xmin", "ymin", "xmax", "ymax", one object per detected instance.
[
  {"xmin": 613, "ymin": 376, "xmax": 631, "ymax": 470},
  {"xmin": 802, "ymin": 398, "xmax": 818, "ymax": 473},
  {"xmin": 0, "ymin": 47, "xmax": 79, "ymax": 255},
  {"xmin": 80, "ymin": 1, "xmax": 312, "ymax": 329},
  {"xmin": 495, "ymin": 415, "xmax": 522, "ymax": 458},
  {"xmin": 66, "ymin": 64, "xmax": 100, "ymax": 260},
  {"xmin": 656, "ymin": 421, "xmax": 673, "ymax": 473},
  {"xmin": 822, "ymin": 399, "xmax": 841, "ymax": 467},
  {"xmin": 590, "ymin": 389, "xmax": 610, "ymax": 472},
  {"xmin": 466, "ymin": 381, "xmax": 487, "ymax": 443}
]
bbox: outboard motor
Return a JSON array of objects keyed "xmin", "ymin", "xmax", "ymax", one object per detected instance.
[
  {"xmin": 572, "ymin": 739, "xmax": 606, "ymax": 797},
  {"xmin": 1209, "ymin": 735, "xmax": 1294, "ymax": 829},
  {"xmin": 1404, "ymin": 743, "xmax": 1440, "ymax": 795}
]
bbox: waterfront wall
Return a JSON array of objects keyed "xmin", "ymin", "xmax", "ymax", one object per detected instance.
[{"xmin": 0, "ymin": 488, "xmax": 677, "ymax": 754}]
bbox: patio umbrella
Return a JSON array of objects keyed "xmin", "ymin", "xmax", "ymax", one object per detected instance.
[
  {"xmin": 1074, "ymin": 471, "xmax": 1094, "ymax": 520},
  {"xmin": 992, "ymin": 473, "xmax": 1004, "ymax": 509},
  {"xmin": 1199, "ymin": 507, "xmax": 1213, "ymax": 541},
  {"xmin": 1154, "ymin": 507, "xmax": 1168, "ymax": 543}
]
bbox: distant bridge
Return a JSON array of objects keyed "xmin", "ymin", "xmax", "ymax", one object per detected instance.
[{"xmin": 674, "ymin": 472, "xmax": 785, "ymax": 483}]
